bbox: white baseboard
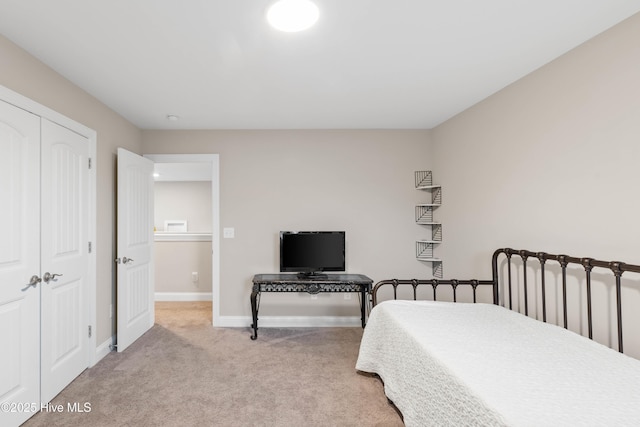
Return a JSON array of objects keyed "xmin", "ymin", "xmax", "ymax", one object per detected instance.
[
  {"xmin": 93, "ymin": 336, "xmax": 115, "ymax": 365},
  {"xmin": 155, "ymin": 292, "xmax": 213, "ymax": 301},
  {"xmin": 217, "ymin": 315, "xmax": 362, "ymax": 328}
]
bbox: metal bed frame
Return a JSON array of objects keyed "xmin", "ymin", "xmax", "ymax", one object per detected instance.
[{"xmin": 371, "ymin": 248, "xmax": 640, "ymax": 353}]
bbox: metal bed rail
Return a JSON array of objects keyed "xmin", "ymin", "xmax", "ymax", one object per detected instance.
[
  {"xmin": 493, "ymin": 248, "xmax": 640, "ymax": 353},
  {"xmin": 371, "ymin": 278, "xmax": 495, "ymax": 307},
  {"xmin": 372, "ymin": 248, "xmax": 640, "ymax": 353}
]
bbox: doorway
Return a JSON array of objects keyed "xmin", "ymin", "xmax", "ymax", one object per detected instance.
[{"xmin": 144, "ymin": 154, "xmax": 220, "ymax": 326}]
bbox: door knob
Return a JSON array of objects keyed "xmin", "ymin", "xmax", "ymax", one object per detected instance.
[
  {"xmin": 43, "ymin": 272, "xmax": 63, "ymax": 283},
  {"xmin": 27, "ymin": 275, "xmax": 42, "ymax": 287},
  {"xmin": 123, "ymin": 257, "xmax": 134, "ymax": 264}
]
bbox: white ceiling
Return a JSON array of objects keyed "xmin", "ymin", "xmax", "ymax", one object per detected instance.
[{"xmin": 1, "ymin": 1, "xmax": 639, "ymax": 130}]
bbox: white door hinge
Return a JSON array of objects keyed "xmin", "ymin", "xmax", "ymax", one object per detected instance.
[
  {"xmin": 88, "ymin": 158, "xmax": 92, "ymax": 169},
  {"xmin": 88, "ymin": 242, "xmax": 92, "ymax": 253},
  {"xmin": 88, "ymin": 325, "xmax": 92, "ymax": 338}
]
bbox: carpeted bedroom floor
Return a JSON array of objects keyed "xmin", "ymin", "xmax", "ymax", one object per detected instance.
[{"xmin": 23, "ymin": 302, "xmax": 403, "ymax": 427}]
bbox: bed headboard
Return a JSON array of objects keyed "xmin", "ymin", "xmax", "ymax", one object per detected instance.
[{"xmin": 372, "ymin": 248, "xmax": 640, "ymax": 353}]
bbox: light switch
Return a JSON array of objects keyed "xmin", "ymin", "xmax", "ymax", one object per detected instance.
[{"xmin": 223, "ymin": 227, "xmax": 235, "ymax": 239}]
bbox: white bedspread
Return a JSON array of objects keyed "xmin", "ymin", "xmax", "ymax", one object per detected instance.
[{"xmin": 356, "ymin": 300, "xmax": 640, "ymax": 427}]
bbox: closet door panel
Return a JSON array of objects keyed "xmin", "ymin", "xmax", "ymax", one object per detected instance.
[
  {"xmin": 40, "ymin": 119, "xmax": 89, "ymax": 403},
  {"xmin": 0, "ymin": 100, "xmax": 40, "ymax": 426}
]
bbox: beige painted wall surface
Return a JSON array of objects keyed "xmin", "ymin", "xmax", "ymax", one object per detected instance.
[
  {"xmin": 155, "ymin": 241, "xmax": 213, "ymax": 293},
  {"xmin": 0, "ymin": 35, "xmax": 142, "ymax": 345},
  {"xmin": 155, "ymin": 181, "xmax": 212, "ymax": 232},
  {"xmin": 154, "ymin": 181, "xmax": 213, "ymax": 294},
  {"xmin": 143, "ymin": 130, "xmax": 433, "ymax": 317},
  {"xmin": 432, "ymin": 13, "xmax": 640, "ymax": 357}
]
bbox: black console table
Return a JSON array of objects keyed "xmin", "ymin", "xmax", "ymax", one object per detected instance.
[{"xmin": 250, "ymin": 273, "xmax": 373, "ymax": 340}]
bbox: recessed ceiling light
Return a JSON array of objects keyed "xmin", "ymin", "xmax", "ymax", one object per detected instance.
[
  {"xmin": 267, "ymin": 0, "xmax": 319, "ymax": 33},
  {"xmin": 166, "ymin": 115, "xmax": 179, "ymax": 121}
]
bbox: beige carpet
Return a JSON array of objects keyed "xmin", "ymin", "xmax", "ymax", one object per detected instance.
[{"xmin": 24, "ymin": 302, "xmax": 402, "ymax": 426}]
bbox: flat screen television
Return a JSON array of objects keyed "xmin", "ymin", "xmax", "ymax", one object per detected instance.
[{"xmin": 280, "ymin": 231, "xmax": 345, "ymax": 278}]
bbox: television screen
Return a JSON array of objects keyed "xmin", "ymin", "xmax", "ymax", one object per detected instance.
[{"xmin": 280, "ymin": 231, "xmax": 345, "ymax": 276}]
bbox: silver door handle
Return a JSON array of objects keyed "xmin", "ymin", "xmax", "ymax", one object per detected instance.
[
  {"xmin": 123, "ymin": 257, "xmax": 134, "ymax": 264},
  {"xmin": 27, "ymin": 275, "xmax": 42, "ymax": 287},
  {"xmin": 43, "ymin": 272, "xmax": 63, "ymax": 283},
  {"xmin": 22, "ymin": 275, "xmax": 41, "ymax": 291}
]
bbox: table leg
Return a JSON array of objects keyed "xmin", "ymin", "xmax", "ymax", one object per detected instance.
[
  {"xmin": 360, "ymin": 288, "xmax": 367, "ymax": 328},
  {"xmin": 250, "ymin": 290, "xmax": 259, "ymax": 340}
]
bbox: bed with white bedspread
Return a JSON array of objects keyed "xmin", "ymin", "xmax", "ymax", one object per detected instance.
[{"xmin": 356, "ymin": 248, "xmax": 640, "ymax": 426}]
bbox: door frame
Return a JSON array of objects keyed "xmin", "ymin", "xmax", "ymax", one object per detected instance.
[
  {"xmin": 0, "ymin": 84, "xmax": 97, "ymax": 366},
  {"xmin": 144, "ymin": 154, "xmax": 220, "ymax": 326}
]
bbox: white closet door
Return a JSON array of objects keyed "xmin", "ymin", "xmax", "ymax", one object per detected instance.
[
  {"xmin": 40, "ymin": 118, "xmax": 90, "ymax": 403},
  {"xmin": 116, "ymin": 148, "xmax": 155, "ymax": 352},
  {"xmin": 0, "ymin": 101, "xmax": 41, "ymax": 426}
]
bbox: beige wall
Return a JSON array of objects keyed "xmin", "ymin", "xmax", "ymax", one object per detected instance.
[
  {"xmin": 0, "ymin": 35, "xmax": 142, "ymax": 345},
  {"xmin": 142, "ymin": 130, "xmax": 433, "ymax": 317},
  {"xmin": 154, "ymin": 241, "xmax": 213, "ymax": 293},
  {"xmin": 432, "ymin": 13, "xmax": 640, "ymax": 356},
  {"xmin": 155, "ymin": 181, "xmax": 212, "ymax": 232},
  {"xmin": 154, "ymin": 181, "xmax": 213, "ymax": 294}
]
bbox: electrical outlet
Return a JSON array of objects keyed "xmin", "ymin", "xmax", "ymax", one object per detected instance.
[{"xmin": 192, "ymin": 272, "xmax": 199, "ymax": 283}]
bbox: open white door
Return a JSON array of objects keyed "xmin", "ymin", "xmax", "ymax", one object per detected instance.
[
  {"xmin": 0, "ymin": 100, "xmax": 40, "ymax": 427},
  {"xmin": 116, "ymin": 148, "xmax": 154, "ymax": 352}
]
